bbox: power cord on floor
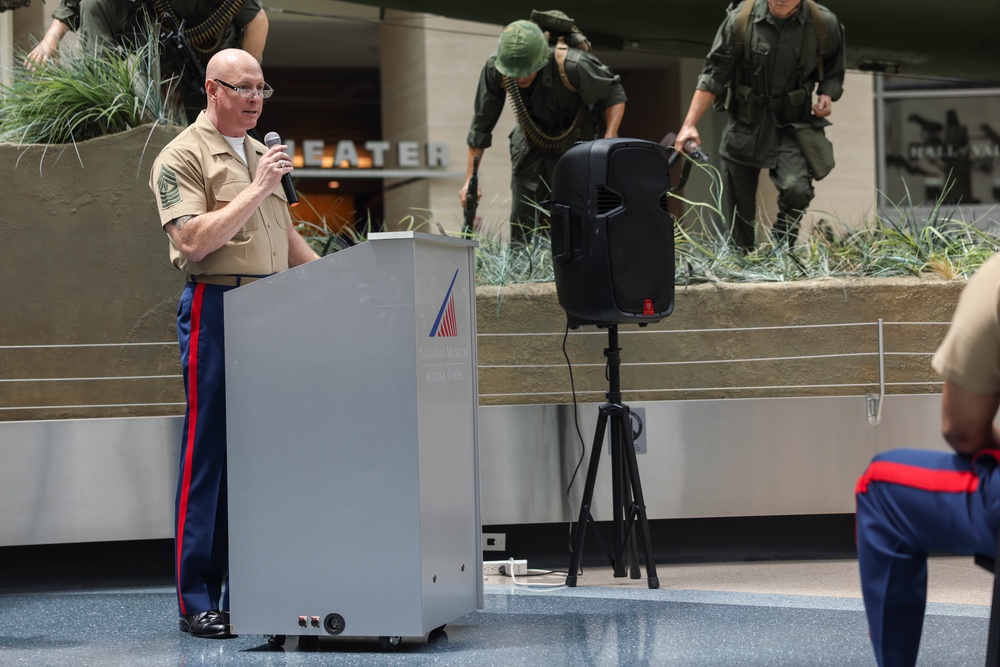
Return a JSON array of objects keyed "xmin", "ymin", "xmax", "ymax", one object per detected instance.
[{"xmin": 497, "ymin": 558, "xmax": 567, "ymax": 589}]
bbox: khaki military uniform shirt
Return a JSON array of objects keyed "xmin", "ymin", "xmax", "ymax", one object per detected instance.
[
  {"xmin": 696, "ymin": 0, "xmax": 846, "ymax": 168},
  {"xmin": 932, "ymin": 254, "xmax": 1000, "ymax": 394},
  {"xmin": 150, "ymin": 111, "xmax": 291, "ymax": 277}
]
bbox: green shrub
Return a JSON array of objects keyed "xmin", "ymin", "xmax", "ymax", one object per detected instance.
[
  {"xmin": 672, "ymin": 160, "xmax": 1000, "ymax": 284},
  {"xmin": 0, "ymin": 36, "xmax": 184, "ymax": 146}
]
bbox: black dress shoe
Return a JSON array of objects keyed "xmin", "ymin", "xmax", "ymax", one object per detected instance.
[{"xmin": 179, "ymin": 610, "xmax": 232, "ymax": 639}]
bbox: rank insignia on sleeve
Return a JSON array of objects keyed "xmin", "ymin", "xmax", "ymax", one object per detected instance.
[{"xmin": 157, "ymin": 165, "xmax": 181, "ymax": 208}]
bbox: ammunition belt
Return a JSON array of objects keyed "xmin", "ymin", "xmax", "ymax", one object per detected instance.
[
  {"xmin": 503, "ymin": 75, "xmax": 584, "ymax": 153},
  {"xmin": 149, "ymin": 0, "xmax": 247, "ymax": 58}
]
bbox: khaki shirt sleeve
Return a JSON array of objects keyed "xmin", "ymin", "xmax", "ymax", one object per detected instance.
[
  {"xmin": 932, "ymin": 254, "xmax": 1000, "ymax": 394},
  {"xmin": 150, "ymin": 145, "xmax": 209, "ymax": 227}
]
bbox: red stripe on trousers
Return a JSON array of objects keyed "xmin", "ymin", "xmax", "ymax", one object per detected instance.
[
  {"xmin": 855, "ymin": 460, "xmax": 980, "ymax": 495},
  {"xmin": 175, "ymin": 283, "xmax": 205, "ymax": 616}
]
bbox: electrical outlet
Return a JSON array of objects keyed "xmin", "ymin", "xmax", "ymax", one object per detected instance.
[
  {"xmin": 483, "ymin": 559, "xmax": 528, "ymax": 576},
  {"xmin": 482, "ymin": 532, "xmax": 506, "ymax": 551}
]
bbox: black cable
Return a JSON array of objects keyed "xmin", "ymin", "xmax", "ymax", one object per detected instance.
[
  {"xmin": 498, "ymin": 567, "xmax": 569, "ymax": 578},
  {"xmin": 561, "ymin": 321, "xmax": 587, "ymax": 577}
]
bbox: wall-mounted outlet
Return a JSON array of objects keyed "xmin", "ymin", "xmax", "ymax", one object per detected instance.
[
  {"xmin": 482, "ymin": 532, "xmax": 506, "ymax": 551},
  {"xmin": 483, "ymin": 559, "xmax": 528, "ymax": 576}
]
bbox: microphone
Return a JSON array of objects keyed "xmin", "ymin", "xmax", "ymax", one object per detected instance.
[{"xmin": 263, "ymin": 131, "xmax": 298, "ymax": 207}]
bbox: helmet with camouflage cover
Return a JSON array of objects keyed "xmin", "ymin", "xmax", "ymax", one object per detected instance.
[{"xmin": 495, "ymin": 20, "xmax": 550, "ymax": 78}]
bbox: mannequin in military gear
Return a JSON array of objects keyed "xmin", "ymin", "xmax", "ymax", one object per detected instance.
[
  {"xmin": 24, "ymin": 0, "xmax": 267, "ymax": 81},
  {"xmin": 460, "ymin": 18, "xmax": 626, "ymax": 244},
  {"xmin": 676, "ymin": 0, "xmax": 845, "ymax": 250}
]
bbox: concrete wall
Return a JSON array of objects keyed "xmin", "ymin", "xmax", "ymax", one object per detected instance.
[
  {"xmin": 0, "ymin": 124, "xmax": 184, "ymax": 421},
  {"xmin": 379, "ymin": 11, "xmax": 431, "ymax": 231}
]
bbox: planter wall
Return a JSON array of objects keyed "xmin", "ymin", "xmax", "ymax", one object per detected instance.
[
  {"xmin": 1, "ymin": 124, "xmax": 183, "ymax": 421},
  {"xmin": 0, "ymin": 126, "xmax": 968, "ymax": 420},
  {"xmin": 475, "ymin": 278, "xmax": 965, "ymax": 405}
]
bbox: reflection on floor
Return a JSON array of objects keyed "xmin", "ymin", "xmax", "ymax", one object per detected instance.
[{"xmin": 0, "ymin": 557, "xmax": 992, "ymax": 666}]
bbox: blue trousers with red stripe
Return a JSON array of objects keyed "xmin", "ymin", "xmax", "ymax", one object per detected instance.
[
  {"xmin": 856, "ymin": 448, "xmax": 1000, "ymax": 666},
  {"xmin": 175, "ymin": 282, "xmax": 232, "ymax": 617}
]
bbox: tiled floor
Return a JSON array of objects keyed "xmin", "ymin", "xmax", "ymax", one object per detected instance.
[
  {"xmin": 0, "ymin": 557, "xmax": 992, "ymax": 666},
  {"xmin": 547, "ymin": 556, "xmax": 994, "ymax": 606}
]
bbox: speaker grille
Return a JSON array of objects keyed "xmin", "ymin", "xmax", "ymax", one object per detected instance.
[{"xmin": 595, "ymin": 186, "xmax": 623, "ymax": 216}]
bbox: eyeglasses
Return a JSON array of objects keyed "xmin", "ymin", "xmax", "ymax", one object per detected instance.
[{"xmin": 213, "ymin": 79, "xmax": 274, "ymax": 99}]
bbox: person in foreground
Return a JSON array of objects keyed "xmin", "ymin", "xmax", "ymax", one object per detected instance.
[
  {"xmin": 149, "ymin": 48, "xmax": 318, "ymax": 639},
  {"xmin": 675, "ymin": 0, "xmax": 845, "ymax": 250},
  {"xmin": 856, "ymin": 253, "xmax": 1000, "ymax": 665}
]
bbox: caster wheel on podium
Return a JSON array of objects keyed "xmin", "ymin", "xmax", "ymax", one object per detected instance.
[
  {"xmin": 378, "ymin": 636, "xmax": 401, "ymax": 651},
  {"xmin": 265, "ymin": 634, "xmax": 286, "ymax": 648}
]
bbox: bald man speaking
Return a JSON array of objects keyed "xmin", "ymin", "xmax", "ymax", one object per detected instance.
[{"xmin": 150, "ymin": 49, "xmax": 318, "ymax": 639}]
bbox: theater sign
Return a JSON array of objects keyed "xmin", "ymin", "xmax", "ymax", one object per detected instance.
[{"xmin": 283, "ymin": 138, "xmax": 462, "ymax": 179}]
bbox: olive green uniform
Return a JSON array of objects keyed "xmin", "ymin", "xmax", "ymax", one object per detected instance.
[
  {"xmin": 51, "ymin": 0, "xmax": 260, "ymax": 52},
  {"xmin": 51, "ymin": 0, "xmax": 260, "ymax": 121},
  {"xmin": 468, "ymin": 50, "xmax": 626, "ymax": 242},
  {"xmin": 697, "ymin": 0, "xmax": 845, "ymax": 248}
]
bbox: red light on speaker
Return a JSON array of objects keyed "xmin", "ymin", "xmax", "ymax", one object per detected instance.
[{"xmin": 643, "ymin": 299, "xmax": 654, "ymax": 315}]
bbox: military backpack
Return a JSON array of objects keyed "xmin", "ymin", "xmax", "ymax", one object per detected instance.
[{"xmin": 529, "ymin": 9, "xmax": 591, "ymax": 93}]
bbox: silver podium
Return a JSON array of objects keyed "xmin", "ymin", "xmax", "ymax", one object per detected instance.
[{"xmin": 224, "ymin": 231, "xmax": 482, "ymax": 645}]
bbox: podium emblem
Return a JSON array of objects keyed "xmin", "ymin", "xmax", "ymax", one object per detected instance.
[{"xmin": 429, "ymin": 269, "xmax": 460, "ymax": 338}]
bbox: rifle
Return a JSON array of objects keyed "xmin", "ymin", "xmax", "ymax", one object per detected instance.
[
  {"xmin": 463, "ymin": 156, "xmax": 479, "ymax": 235},
  {"xmin": 159, "ymin": 13, "xmax": 207, "ymax": 106}
]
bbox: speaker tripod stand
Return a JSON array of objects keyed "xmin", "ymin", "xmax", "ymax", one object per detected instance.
[{"xmin": 566, "ymin": 324, "xmax": 659, "ymax": 589}]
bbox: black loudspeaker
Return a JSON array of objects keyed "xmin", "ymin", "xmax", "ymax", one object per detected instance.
[{"xmin": 550, "ymin": 138, "xmax": 675, "ymax": 328}]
